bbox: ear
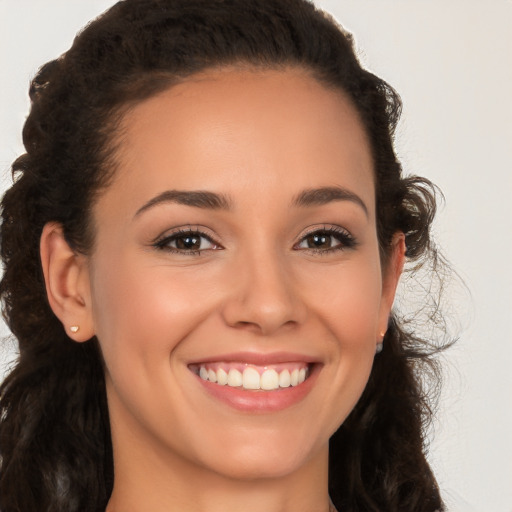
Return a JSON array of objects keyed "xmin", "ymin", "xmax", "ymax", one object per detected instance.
[
  {"xmin": 40, "ymin": 222, "xmax": 95, "ymax": 342},
  {"xmin": 377, "ymin": 232, "xmax": 406, "ymax": 339}
]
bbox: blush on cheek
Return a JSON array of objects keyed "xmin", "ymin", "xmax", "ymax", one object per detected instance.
[{"xmin": 317, "ymin": 274, "xmax": 382, "ymax": 345}]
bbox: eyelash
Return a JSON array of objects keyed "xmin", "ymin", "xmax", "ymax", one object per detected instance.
[
  {"xmin": 294, "ymin": 226, "xmax": 357, "ymax": 255},
  {"xmin": 153, "ymin": 226, "xmax": 357, "ymax": 256},
  {"xmin": 153, "ymin": 228, "xmax": 219, "ymax": 255}
]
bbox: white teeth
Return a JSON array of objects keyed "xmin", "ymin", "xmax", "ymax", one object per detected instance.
[
  {"xmin": 260, "ymin": 369, "xmax": 279, "ymax": 390},
  {"xmin": 217, "ymin": 367, "xmax": 228, "ymax": 385},
  {"xmin": 196, "ymin": 364, "xmax": 310, "ymax": 390},
  {"xmin": 227, "ymin": 368, "xmax": 243, "ymax": 387},
  {"xmin": 278, "ymin": 369, "xmax": 291, "ymax": 388},
  {"xmin": 242, "ymin": 367, "xmax": 260, "ymax": 390}
]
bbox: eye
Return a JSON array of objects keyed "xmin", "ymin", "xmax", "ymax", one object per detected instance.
[
  {"xmin": 295, "ymin": 227, "xmax": 356, "ymax": 253},
  {"xmin": 154, "ymin": 229, "xmax": 221, "ymax": 254}
]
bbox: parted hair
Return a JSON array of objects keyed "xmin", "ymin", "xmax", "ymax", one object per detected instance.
[{"xmin": 0, "ymin": 1, "xmax": 447, "ymax": 511}]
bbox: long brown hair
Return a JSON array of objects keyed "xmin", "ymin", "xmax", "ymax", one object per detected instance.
[{"xmin": 1, "ymin": 1, "xmax": 448, "ymax": 510}]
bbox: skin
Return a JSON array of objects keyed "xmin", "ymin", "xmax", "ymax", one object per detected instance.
[{"xmin": 41, "ymin": 67, "xmax": 405, "ymax": 512}]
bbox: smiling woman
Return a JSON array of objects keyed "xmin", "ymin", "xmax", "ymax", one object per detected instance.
[{"xmin": 0, "ymin": 1, "xmax": 447, "ymax": 512}]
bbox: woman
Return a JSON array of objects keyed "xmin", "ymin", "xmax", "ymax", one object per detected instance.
[{"xmin": 0, "ymin": 0, "xmax": 447, "ymax": 511}]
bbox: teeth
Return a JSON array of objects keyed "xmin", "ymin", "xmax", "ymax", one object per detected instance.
[
  {"xmin": 227, "ymin": 368, "xmax": 243, "ymax": 387},
  {"xmin": 260, "ymin": 369, "xmax": 279, "ymax": 390},
  {"xmin": 242, "ymin": 367, "xmax": 260, "ymax": 390},
  {"xmin": 196, "ymin": 363, "xmax": 310, "ymax": 391},
  {"xmin": 278, "ymin": 369, "xmax": 291, "ymax": 388},
  {"xmin": 217, "ymin": 368, "xmax": 228, "ymax": 385}
]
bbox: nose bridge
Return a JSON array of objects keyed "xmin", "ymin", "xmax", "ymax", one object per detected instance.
[{"xmin": 222, "ymin": 240, "xmax": 303, "ymax": 335}]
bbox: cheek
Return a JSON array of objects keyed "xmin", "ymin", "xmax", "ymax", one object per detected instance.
[
  {"xmin": 303, "ymin": 256, "xmax": 383, "ymax": 343},
  {"xmin": 89, "ymin": 252, "xmax": 216, "ymax": 372},
  {"xmin": 317, "ymin": 270, "xmax": 383, "ymax": 427}
]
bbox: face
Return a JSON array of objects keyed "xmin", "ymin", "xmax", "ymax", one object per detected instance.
[{"xmin": 86, "ymin": 68, "xmax": 400, "ymax": 481}]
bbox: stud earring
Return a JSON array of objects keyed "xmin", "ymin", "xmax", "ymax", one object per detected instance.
[
  {"xmin": 70, "ymin": 325, "xmax": 80, "ymax": 333},
  {"xmin": 375, "ymin": 331, "xmax": 386, "ymax": 354}
]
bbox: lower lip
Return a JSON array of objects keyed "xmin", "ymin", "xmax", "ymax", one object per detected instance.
[{"xmin": 192, "ymin": 364, "xmax": 320, "ymax": 413}]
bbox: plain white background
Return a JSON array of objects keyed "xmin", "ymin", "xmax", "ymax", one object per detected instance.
[{"xmin": 0, "ymin": 1, "xmax": 511, "ymax": 511}]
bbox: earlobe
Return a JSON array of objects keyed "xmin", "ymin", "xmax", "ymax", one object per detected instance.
[{"xmin": 40, "ymin": 222, "xmax": 95, "ymax": 342}]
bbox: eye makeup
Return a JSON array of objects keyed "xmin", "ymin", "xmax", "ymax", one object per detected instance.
[
  {"xmin": 153, "ymin": 227, "xmax": 223, "ymax": 256},
  {"xmin": 294, "ymin": 225, "xmax": 357, "ymax": 255},
  {"xmin": 151, "ymin": 223, "xmax": 357, "ymax": 257}
]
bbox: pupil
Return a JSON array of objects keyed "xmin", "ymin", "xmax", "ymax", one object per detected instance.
[
  {"xmin": 309, "ymin": 233, "xmax": 330, "ymax": 248},
  {"xmin": 177, "ymin": 236, "xmax": 200, "ymax": 250}
]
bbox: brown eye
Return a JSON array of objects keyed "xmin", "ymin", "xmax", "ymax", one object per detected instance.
[
  {"xmin": 154, "ymin": 230, "xmax": 220, "ymax": 253},
  {"xmin": 175, "ymin": 235, "xmax": 202, "ymax": 250},
  {"xmin": 296, "ymin": 228, "xmax": 356, "ymax": 252},
  {"xmin": 304, "ymin": 233, "xmax": 334, "ymax": 250}
]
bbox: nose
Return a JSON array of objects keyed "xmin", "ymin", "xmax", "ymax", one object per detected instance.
[{"xmin": 220, "ymin": 249, "xmax": 306, "ymax": 336}]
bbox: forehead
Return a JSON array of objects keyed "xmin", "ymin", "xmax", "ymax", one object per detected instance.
[{"xmin": 103, "ymin": 67, "xmax": 375, "ymax": 217}]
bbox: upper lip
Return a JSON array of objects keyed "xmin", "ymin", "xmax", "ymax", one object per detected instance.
[{"xmin": 188, "ymin": 351, "xmax": 320, "ymax": 366}]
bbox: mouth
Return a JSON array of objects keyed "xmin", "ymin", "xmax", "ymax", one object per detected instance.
[
  {"xmin": 189, "ymin": 361, "xmax": 311, "ymax": 391},
  {"xmin": 187, "ymin": 354, "xmax": 319, "ymax": 412}
]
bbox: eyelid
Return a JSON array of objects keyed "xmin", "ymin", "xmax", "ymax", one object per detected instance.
[
  {"xmin": 152, "ymin": 226, "xmax": 223, "ymax": 253},
  {"xmin": 150, "ymin": 223, "xmax": 356, "ymax": 256},
  {"xmin": 294, "ymin": 224, "xmax": 357, "ymax": 253}
]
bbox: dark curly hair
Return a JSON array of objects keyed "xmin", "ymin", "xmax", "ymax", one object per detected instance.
[{"xmin": 0, "ymin": 1, "xmax": 449, "ymax": 511}]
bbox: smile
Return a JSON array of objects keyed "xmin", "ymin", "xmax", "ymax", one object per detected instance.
[
  {"xmin": 191, "ymin": 362, "xmax": 310, "ymax": 391},
  {"xmin": 188, "ymin": 353, "xmax": 319, "ymax": 412}
]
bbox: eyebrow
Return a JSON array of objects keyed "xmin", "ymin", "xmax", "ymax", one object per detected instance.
[
  {"xmin": 134, "ymin": 190, "xmax": 232, "ymax": 218},
  {"xmin": 134, "ymin": 185, "xmax": 368, "ymax": 218},
  {"xmin": 292, "ymin": 186, "xmax": 368, "ymax": 217}
]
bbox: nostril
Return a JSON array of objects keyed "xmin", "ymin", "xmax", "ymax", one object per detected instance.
[{"xmin": 220, "ymin": 270, "xmax": 306, "ymax": 335}]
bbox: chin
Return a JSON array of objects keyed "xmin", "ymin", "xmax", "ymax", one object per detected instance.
[
  {"xmin": 193, "ymin": 432, "xmax": 324, "ymax": 482},
  {"xmin": 209, "ymin": 455, "xmax": 309, "ymax": 482}
]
